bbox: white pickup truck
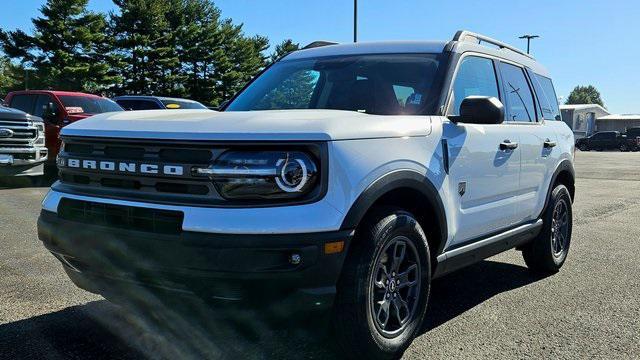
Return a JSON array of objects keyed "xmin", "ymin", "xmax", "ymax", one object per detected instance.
[{"xmin": 39, "ymin": 30, "xmax": 575, "ymax": 359}]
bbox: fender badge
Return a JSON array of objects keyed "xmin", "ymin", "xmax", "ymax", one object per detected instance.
[{"xmin": 458, "ymin": 181, "xmax": 467, "ymax": 196}]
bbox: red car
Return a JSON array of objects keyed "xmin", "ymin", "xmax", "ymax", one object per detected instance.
[{"xmin": 4, "ymin": 90, "xmax": 123, "ymax": 166}]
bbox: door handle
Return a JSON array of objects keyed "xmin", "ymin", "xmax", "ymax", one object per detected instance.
[
  {"xmin": 500, "ymin": 140, "xmax": 518, "ymax": 151},
  {"xmin": 544, "ymin": 139, "xmax": 557, "ymax": 148}
]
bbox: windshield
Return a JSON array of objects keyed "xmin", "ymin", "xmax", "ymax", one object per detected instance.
[
  {"xmin": 226, "ymin": 54, "xmax": 443, "ymax": 115},
  {"xmin": 160, "ymin": 99, "xmax": 208, "ymax": 109},
  {"xmin": 59, "ymin": 96, "xmax": 123, "ymax": 114}
]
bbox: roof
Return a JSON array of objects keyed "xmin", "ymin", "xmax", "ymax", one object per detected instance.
[
  {"xmin": 7, "ymin": 90, "xmax": 103, "ymax": 98},
  {"xmin": 284, "ymin": 41, "xmax": 449, "ymax": 60},
  {"xmin": 598, "ymin": 114, "xmax": 640, "ymax": 121},
  {"xmin": 283, "ymin": 38, "xmax": 550, "ymax": 77},
  {"xmin": 560, "ymin": 104, "xmax": 610, "ymax": 114}
]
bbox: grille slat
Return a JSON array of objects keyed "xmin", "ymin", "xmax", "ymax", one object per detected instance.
[
  {"xmin": 58, "ymin": 198, "xmax": 184, "ymax": 234},
  {"xmin": 0, "ymin": 121, "xmax": 38, "ymax": 146},
  {"xmin": 59, "ymin": 138, "xmax": 217, "ymax": 198}
]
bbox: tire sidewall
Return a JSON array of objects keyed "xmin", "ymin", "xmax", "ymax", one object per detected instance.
[
  {"xmin": 545, "ymin": 185, "xmax": 573, "ymax": 266},
  {"xmin": 355, "ymin": 211, "xmax": 431, "ymax": 357}
]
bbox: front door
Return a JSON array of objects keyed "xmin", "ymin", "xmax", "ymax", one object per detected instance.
[{"xmin": 444, "ymin": 55, "xmax": 522, "ymax": 246}]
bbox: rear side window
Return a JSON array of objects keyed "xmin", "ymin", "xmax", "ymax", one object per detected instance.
[
  {"xmin": 499, "ymin": 63, "xmax": 536, "ymax": 122},
  {"xmin": 532, "ymin": 74, "xmax": 561, "ymax": 121},
  {"xmin": 115, "ymin": 99, "xmax": 161, "ymax": 111},
  {"xmin": 160, "ymin": 99, "xmax": 207, "ymax": 109},
  {"xmin": 448, "ymin": 56, "xmax": 499, "ymax": 116},
  {"xmin": 9, "ymin": 94, "xmax": 37, "ymax": 114}
]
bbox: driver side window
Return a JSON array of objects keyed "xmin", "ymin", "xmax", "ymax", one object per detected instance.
[{"xmin": 448, "ymin": 56, "xmax": 500, "ymax": 116}]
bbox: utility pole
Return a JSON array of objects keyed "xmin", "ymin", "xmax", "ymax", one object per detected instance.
[
  {"xmin": 353, "ymin": 0, "xmax": 358, "ymax": 42},
  {"xmin": 518, "ymin": 34, "xmax": 539, "ymax": 54}
]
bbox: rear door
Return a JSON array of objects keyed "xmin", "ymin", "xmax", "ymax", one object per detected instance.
[
  {"xmin": 444, "ymin": 55, "xmax": 522, "ymax": 246},
  {"xmin": 510, "ymin": 69, "xmax": 562, "ymax": 222}
]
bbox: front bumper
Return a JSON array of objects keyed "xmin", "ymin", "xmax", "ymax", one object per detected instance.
[
  {"xmin": 0, "ymin": 147, "xmax": 48, "ymax": 177},
  {"xmin": 38, "ymin": 209, "xmax": 353, "ymax": 313}
]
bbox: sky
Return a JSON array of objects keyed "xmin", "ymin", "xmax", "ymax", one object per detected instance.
[{"xmin": 1, "ymin": 0, "xmax": 638, "ymax": 114}]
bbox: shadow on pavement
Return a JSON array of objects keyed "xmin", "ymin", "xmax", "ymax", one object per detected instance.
[
  {"xmin": 0, "ymin": 173, "xmax": 56, "ymax": 189},
  {"xmin": 424, "ymin": 259, "xmax": 547, "ymax": 333},
  {"xmin": 0, "ymin": 260, "xmax": 545, "ymax": 360}
]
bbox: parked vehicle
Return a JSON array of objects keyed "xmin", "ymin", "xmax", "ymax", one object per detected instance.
[
  {"xmin": 0, "ymin": 106, "xmax": 47, "ymax": 178},
  {"xmin": 624, "ymin": 127, "xmax": 640, "ymax": 151},
  {"xmin": 113, "ymin": 95, "xmax": 209, "ymax": 111},
  {"xmin": 39, "ymin": 31, "xmax": 575, "ymax": 359},
  {"xmin": 575, "ymin": 131, "xmax": 638, "ymax": 151},
  {"xmin": 4, "ymin": 90, "xmax": 123, "ymax": 166}
]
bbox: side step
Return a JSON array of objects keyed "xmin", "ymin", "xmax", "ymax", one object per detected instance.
[{"xmin": 433, "ymin": 220, "xmax": 543, "ymax": 278}]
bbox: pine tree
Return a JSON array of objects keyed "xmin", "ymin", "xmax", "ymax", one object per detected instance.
[
  {"xmin": 0, "ymin": 0, "xmax": 115, "ymax": 92},
  {"xmin": 269, "ymin": 39, "xmax": 300, "ymax": 64},
  {"xmin": 110, "ymin": 0, "xmax": 179, "ymax": 95},
  {"xmin": 0, "ymin": 56, "xmax": 23, "ymax": 97}
]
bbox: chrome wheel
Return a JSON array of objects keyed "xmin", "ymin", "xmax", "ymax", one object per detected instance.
[
  {"xmin": 551, "ymin": 199, "xmax": 569, "ymax": 258},
  {"xmin": 369, "ymin": 236, "xmax": 421, "ymax": 338}
]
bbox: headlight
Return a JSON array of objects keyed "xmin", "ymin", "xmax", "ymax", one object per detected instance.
[{"xmin": 194, "ymin": 151, "xmax": 319, "ymax": 200}]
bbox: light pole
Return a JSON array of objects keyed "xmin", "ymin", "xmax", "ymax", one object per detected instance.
[
  {"xmin": 519, "ymin": 34, "xmax": 539, "ymax": 54},
  {"xmin": 353, "ymin": 0, "xmax": 358, "ymax": 43}
]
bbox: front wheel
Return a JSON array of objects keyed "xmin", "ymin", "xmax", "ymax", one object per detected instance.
[
  {"xmin": 578, "ymin": 143, "xmax": 589, "ymax": 151},
  {"xmin": 333, "ymin": 208, "xmax": 431, "ymax": 360},
  {"xmin": 619, "ymin": 143, "xmax": 629, "ymax": 152},
  {"xmin": 523, "ymin": 184, "xmax": 573, "ymax": 274}
]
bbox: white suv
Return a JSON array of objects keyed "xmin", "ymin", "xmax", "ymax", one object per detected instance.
[{"xmin": 39, "ymin": 31, "xmax": 575, "ymax": 359}]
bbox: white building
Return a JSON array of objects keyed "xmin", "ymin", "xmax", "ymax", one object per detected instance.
[
  {"xmin": 596, "ymin": 114, "xmax": 640, "ymax": 133},
  {"xmin": 559, "ymin": 104, "xmax": 609, "ymax": 139}
]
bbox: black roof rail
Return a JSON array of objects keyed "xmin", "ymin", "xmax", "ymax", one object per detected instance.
[
  {"xmin": 302, "ymin": 41, "xmax": 338, "ymax": 50},
  {"xmin": 452, "ymin": 30, "xmax": 534, "ymax": 59}
]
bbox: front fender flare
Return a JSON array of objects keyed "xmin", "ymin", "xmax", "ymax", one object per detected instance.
[{"xmin": 340, "ymin": 170, "xmax": 448, "ymax": 254}]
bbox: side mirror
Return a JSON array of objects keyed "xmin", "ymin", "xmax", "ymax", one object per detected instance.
[
  {"xmin": 449, "ymin": 96, "xmax": 504, "ymax": 125},
  {"xmin": 43, "ymin": 102, "xmax": 60, "ymax": 124}
]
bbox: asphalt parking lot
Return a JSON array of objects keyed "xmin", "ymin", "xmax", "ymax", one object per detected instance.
[{"xmin": 1, "ymin": 151, "xmax": 639, "ymax": 359}]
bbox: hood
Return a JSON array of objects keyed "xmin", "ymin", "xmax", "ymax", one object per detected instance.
[{"xmin": 60, "ymin": 109, "xmax": 432, "ymax": 141}]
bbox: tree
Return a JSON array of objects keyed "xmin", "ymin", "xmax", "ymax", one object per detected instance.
[
  {"xmin": 269, "ymin": 39, "xmax": 300, "ymax": 64},
  {"xmin": 110, "ymin": 0, "xmax": 181, "ymax": 95},
  {"xmin": 0, "ymin": 56, "xmax": 21, "ymax": 97},
  {"xmin": 565, "ymin": 85, "xmax": 605, "ymax": 107},
  {"xmin": 0, "ymin": 0, "xmax": 116, "ymax": 92},
  {"xmin": 110, "ymin": 0, "xmax": 269, "ymax": 105}
]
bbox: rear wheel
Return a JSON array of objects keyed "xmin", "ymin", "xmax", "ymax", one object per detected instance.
[
  {"xmin": 619, "ymin": 143, "xmax": 629, "ymax": 152},
  {"xmin": 333, "ymin": 208, "xmax": 430, "ymax": 360},
  {"xmin": 523, "ymin": 184, "xmax": 572, "ymax": 274}
]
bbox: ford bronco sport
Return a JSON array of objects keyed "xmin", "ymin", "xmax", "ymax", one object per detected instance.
[{"xmin": 38, "ymin": 31, "xmax": 575, "ymax": 359}]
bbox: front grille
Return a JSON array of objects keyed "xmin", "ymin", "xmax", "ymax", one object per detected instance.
[
  {"xmin": 58, "ymin": 137, "xmax": 222, "ymax": 203},
  {"xmin": 56, "ymin": 136, "xmax": 325, "ymax": 206},
  {"xmin": 58, "ymin": 198, "xmax": 184, "ymax": 234},
  {"xmin": 0, "ymin": 120, "xmax": 39, "ymax": 147}
]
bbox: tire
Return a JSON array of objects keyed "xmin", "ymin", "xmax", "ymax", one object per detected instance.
[
  {"xmin": 578, "ymin": 143, "xmax": 588, "ymax": 151},
  {"xmin": 333, "ymin": 208, "xmax": 431, "ymax": 360},
  {"xmin": 522, "ymin": 184, "xmax": 572, "ymax": 274},
  {"xmin": 619, "ymin": 143, "xmax": 629, "ymax": 152}
]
